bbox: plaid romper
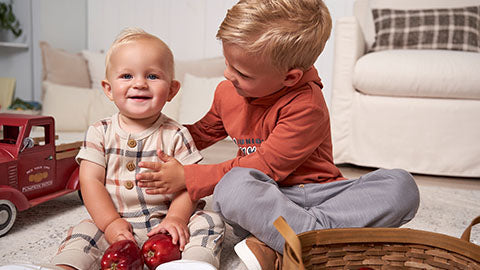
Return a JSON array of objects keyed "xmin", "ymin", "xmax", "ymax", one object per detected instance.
[{"xmin": 52, "ymin": 113, "xmax": 225, "ymax": 269}]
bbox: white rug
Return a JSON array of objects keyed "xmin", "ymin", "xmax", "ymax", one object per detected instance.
[{"xmin": 1, "ymin": 168, "xmax": 479, "ymax": 269}]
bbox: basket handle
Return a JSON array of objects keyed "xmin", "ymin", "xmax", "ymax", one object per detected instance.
[
  {"xmin": 274, "ymin": 216, "xmax": 304, "ymax": 268},
  {"xmin": 461, "ymin": 215, "xmax": 480, "ymax": 242}
]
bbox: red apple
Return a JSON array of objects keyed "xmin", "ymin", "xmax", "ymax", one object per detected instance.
[
  {"xmin": 101, "ymin": 240, "xmax": 143, "ymax": 270},
  {"xmin": 142, "ymin": 233, "xmax": 181, "ymax": 269}
]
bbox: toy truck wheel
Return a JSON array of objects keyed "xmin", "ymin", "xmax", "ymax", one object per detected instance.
[{"xmin": 0, "ymin": 200, "xmax": 17, "ymax": 237}]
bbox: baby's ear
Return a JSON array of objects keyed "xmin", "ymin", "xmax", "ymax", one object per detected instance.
[
  {"xmin": 102, "ymin": 80, "xmax": 114, "ymax": 101},
  {"xmin": 283, "ymin": 68, "xmax": 303, "ymax": 87},
  {"xmin": 167, "ymin": 80, "xmax": 181, "ymax": 101}
]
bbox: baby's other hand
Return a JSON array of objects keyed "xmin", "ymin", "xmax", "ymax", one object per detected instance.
[{"xmin": 148, "ymin": 216, "xmax": 189, "ymax": 251}]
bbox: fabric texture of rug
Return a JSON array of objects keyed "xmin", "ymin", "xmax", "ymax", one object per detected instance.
[{"xmin": 1, "ymin": 146, "xmax": 479, "ymax": 270}]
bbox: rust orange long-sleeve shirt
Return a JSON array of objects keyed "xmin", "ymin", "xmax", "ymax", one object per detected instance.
[{"xmin": 184, "ymin": 67, "xmax": 344, "ymax": 200}]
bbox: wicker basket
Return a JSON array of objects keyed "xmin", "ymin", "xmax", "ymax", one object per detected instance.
[{"xmin": 274, "ymin": 216, "xmax": 480, "ymax": 270}]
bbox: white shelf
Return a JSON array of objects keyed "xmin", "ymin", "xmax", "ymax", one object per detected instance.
[{"xmin": 0, "ymin": 42, "xmax": 28, "ymax": 48}]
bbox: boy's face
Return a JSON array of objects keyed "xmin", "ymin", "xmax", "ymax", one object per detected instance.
[
  {"xmin": 222, "ymin": 42, "xmax": 288, "ymax": 98},
  {"xmin": 102, "ymin": 39, "xmax": 179, "ymax": 123}
]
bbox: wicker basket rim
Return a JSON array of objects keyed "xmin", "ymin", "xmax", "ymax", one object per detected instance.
[{"xmin": 296, "ymin": 227, "xmax": 480, "ymax": 262}]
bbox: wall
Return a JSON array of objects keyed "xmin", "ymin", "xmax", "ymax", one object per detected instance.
[
  {"xmin": 0, "ymin": 0, "xmax": 32, "ymax": 102},
  {"xmin": 87, "ymin": 0, "xmax": 238, "ymax": 59},
  {"xmin": 1, "ymin": 0, "xmax": 355, "ymax": 108},
  {"xmin": 0, "ymin": 0, "xmax": 86, "ymax": 103},
  {"xmin": 87, "ymin": 0, "xmax": 355, "ymax": 108},
  {"xmin": 32, "ymin": 0, "xmax": 87, "ymax": 101}
]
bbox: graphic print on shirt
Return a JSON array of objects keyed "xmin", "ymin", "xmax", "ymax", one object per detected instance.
[{"xmin": 232, "ymin": 137, "xmax": 264, "ymax": 155}]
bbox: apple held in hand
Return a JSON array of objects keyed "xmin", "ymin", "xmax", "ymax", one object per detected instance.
[
  {"xmin": 142, "ymin": 233, "xmax": 181, "ymax": 269},
  {"xmin": 101, "ymin": 240, "xmax": 143, "ymax": 270}
]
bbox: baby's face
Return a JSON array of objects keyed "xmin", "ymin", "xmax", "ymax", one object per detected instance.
[{"xmin": 103, "ymin": 39, "xmax": 176, "ymax": 123}]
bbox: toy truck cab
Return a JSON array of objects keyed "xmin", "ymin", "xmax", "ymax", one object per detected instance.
[{"xmin": 0, "ymin": 113, "xmax": 81, "ymax": 236}]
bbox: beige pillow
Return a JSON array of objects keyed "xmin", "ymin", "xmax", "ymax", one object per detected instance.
[
  {"xmin": 39, "ymin": 41, "xmax": 91, "ymax": 88},
  {"xmin": 42, "ymin": 81, "xmax": 92, "ymax": 132},
  {"xmin": 82, "ymin": 50, "xmax": 106, "ymax": 90},
  {"xmin": 178, "ymin": 73, "xmax": 224, "ymax": 124},
  {"xmin": 88, "ymin": 89, "xmax": 118, "ymax": 125}
]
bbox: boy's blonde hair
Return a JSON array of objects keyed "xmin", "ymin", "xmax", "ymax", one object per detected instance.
[
  {"xmin": 217, "ymin": 0, "xmax": 332, "ymax": 72},
  {"xmin": 105, "ymin": 27, "xmax": 175, "ymax": 78}
]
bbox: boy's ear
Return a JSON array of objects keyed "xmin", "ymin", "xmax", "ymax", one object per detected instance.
[
  {"xmin": 283, "ymin": 68, "xmax": 304, "ymax": 87},
  {"xmin": 102, "ymin": 79, "xmax": 114, "ymax": 101},
  {"xmin": 167, "ymin": 80, "xmax": 181, "ymax": 101}
]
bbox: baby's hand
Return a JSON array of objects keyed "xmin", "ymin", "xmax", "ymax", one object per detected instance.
[
  {"xmin": 137, "ymin": 150, "xmax": 186, "ymax": 194},
  {"xmin": 148, "ymin": 216, "xmax": 189, "ymax": 251},
  {"xmin": 104, "ymin": 218, "xmax": 136, "ymax": 245}
]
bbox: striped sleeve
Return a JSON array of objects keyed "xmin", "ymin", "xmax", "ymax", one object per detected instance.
[
  {"xmin": 75, "ymin": 120, "xmax": 108, "ymax": 168},
  {"xmin": 162, "ymin": 119, "xmax": 203, "ymax": 166}
]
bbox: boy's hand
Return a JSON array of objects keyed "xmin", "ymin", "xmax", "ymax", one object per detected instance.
[
  {"xmin": 148, "ymin": 216, "xmax": 190, "ymax": 251},
  {"xmin": 104, "ymin": 218, "xmax": 136, "ymax": 245},
  {"xmin": 137, "ymin": 150, "xmax": 186, "ymax": 194}
]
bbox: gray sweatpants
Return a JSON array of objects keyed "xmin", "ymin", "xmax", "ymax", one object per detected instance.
[{"xmin": 212, "ymin": 167, "xmax": 420, "ymax": 253}]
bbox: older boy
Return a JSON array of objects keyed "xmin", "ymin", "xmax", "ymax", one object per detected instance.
[{"xmin": 137, "ymin": 1, "xmax": 420, "ymax": 269}]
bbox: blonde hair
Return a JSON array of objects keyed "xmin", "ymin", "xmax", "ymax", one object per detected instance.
[
  {"xmin": 217, "ymin": 0, "xmax": 332, "ymax": 72},
  {"xmin": 105, "ymin": 27, "xmax": 174, "ymax": 78}
]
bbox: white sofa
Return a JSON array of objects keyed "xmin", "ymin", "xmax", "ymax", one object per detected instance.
[
  {"xmin": 330, "ymin": 0, "xmax": 480, "ymax": 177},
  {"xmin": 38, "ymin": 41, "xmax": 226, "ymax": 143}
]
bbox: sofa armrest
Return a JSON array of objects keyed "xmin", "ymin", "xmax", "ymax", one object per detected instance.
[
  {"xmin": 330, "ymin": 16, "xmax": 366, "ymax": 162},
  {"xmin": 332, "ymin": 16, "xmax": 366, "ymax": 101}
]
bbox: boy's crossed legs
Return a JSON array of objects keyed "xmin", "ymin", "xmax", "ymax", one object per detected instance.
[{"xmin": 213, "ymin": 167, "xmax": 420, "ymax": 253}]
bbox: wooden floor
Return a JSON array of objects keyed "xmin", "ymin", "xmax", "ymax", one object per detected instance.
[{"xmin": 200, "ymin": 139, "xmax": 480, "ymax": 190}]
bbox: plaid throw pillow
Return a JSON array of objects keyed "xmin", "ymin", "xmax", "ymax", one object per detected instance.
[{"xmin": 370, "ymin": 6, "xmax": 480, "ymax": 53}]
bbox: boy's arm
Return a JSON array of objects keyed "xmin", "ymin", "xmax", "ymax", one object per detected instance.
[
  {"xmin": 80, "ymin": 160, "xmax": 135, "ymax": 244},
  {"xmin": 148, "ymin": 190, "xmax": 196, "ymax": 250},
  {"xmin": 182, "ymin": 88, "xmax": 333, "ymax": 200}
]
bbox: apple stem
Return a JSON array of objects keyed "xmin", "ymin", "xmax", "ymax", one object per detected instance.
[
  {"xmin": 111, "ymin": 263, "xmax": 117, "ymax": 270},
  {"xmin": 148, "ymin": 250, "xmax": 155, "ymax": 258}
]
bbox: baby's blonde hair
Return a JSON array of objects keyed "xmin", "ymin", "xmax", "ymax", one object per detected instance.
[
  {"xmin": 217, "ymin": 0, "xmax": 332, "ymax": 72},
  {"xmin": 105, "ymin": 27, "xmax": 174, "ymax": 78}
]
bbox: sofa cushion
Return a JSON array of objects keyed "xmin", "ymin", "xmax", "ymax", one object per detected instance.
[
  {"xmin": 370, "ymin": 6, "xmax": 480, "ymax": 53},
  {"xmin": 88, "ymin": 88, "xmax": 118, "ymax": 125},
  {"xmin": 39, "ymin": 41, "xmax": 91, "ymax": 89},
  {"xmin": 353, "ymin": 49, "xmax": 480, "ymax": 100},
  {"xmin": 82, "ymin": 50, "xmax": 106, "ymax": 90},
  {"xmin": 42, "ymin": 81, "xmax": 92, "ymax": 131},
  {"xmin": 164, "ymin": 57, "xmax": 225, "ymax": 121},
  {"xmin": 178, "ymin": 73, "xmax": 224, "ymax": 124},
  {"xmin": 42, "ymin": 81, "xmax": 118, "ymax": 132}
]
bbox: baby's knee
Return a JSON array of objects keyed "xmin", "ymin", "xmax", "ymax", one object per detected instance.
[
  {"xmin": 182, "ymin": 246, "xmax": 220, "ymax": 269},
  {"xmin": 186, "ymin": 211, "xmax": 224, "ymax": 268}
]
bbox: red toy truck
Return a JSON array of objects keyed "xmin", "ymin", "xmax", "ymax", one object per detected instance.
[{"xmin": 0, "ymin": 113, "xmax": 82, "ymax": 236}]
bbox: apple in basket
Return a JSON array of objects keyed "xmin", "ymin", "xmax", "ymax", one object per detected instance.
[
  {"xmin": 142, "ymin": 233, "xmax": 181, "ymax": 270},
  {"xmin": 101, "ymin": 240, "xmax": 143, "ymax": 270}
]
